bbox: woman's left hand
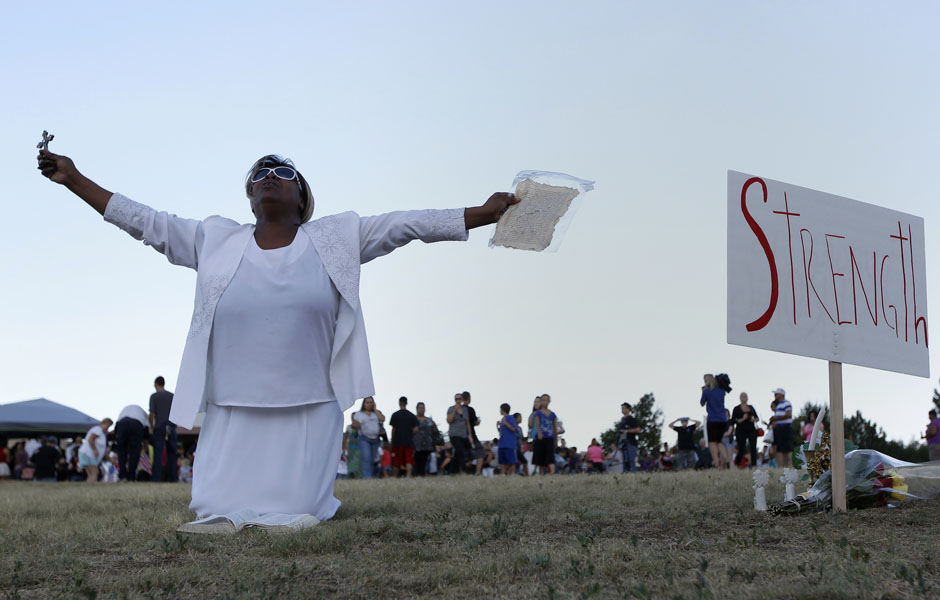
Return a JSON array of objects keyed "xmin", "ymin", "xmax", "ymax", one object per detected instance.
[{"xmin": 464, "ymin": 192, "xmax": 519, "ymax": 229}]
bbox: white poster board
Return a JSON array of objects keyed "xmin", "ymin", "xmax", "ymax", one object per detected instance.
[{"xmin": 727, "ymin": 171, "xmax": 929, "ymax": 377}]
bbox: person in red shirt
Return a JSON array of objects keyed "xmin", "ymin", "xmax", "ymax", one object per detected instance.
[{"xmin": 380, "ymin": 441, "xmax": 393, "ymax": 478}]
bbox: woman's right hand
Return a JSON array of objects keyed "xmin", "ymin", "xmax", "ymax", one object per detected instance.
[{"xmin": 37, "ymin": 150, "xmax": 79, "ymax": 186}]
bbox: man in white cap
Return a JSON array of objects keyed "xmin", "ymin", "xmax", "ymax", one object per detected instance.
[{"xmin": 769, "ymin": 388, "xmax": 793, "ymax": 468}]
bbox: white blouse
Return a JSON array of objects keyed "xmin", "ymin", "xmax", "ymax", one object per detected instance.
[
  {"xmin": 206, "ymin": 231, "xmax": 340, "ymax": 407},
  {"xmin": 79, "ymin": 425, "xmax": 107, "ymax": 461},
  {"xmin": 352, "ymin": 411, "xmax": 381, "ymax": 439}
]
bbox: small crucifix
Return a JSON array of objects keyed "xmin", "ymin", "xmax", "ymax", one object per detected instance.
[{"xmin": 37, "ymin": 130, "xmax": 55, "ymax": 152}]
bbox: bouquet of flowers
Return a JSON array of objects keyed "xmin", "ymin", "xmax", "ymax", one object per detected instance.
[{"xmin": 769, "ymin": 449, "xmax": 940, "ymax": 515}]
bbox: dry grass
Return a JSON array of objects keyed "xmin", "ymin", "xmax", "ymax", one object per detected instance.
[{"xmin": 1, "ymin": 470, "xmax": 938, "ymax": 599}]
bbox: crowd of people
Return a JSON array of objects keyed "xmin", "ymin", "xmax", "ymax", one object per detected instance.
[
  {"xmin": 333, "ymin": 377, "xmax": 842, "ymax": 479},
  {"xmin": 335, "ymin": 388, "xmax": 737, "ymax": 479},
  {"xmin": 0, "ymin": 377, "xmax": 191, "ymax": 483},
  {"xmin": 340, "ymin": 391, "xmax": 594, "ymax": 478},
  {"xmin": 5, "ymin": 375, "xmax": 940, "ymax": 484}
]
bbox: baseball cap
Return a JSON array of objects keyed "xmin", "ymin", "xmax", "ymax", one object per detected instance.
[
  {"xmin": 47, "ymin": 435, "xmax": 58, "ymax": 444},
  {"xmin": 772, "ymin": 388, "xmax": 786, "ymax": 396}
]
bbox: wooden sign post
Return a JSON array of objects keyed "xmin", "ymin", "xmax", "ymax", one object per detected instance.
[
  {"xmin": 727, "ymin": 171, "xmax": 929, "ymax": 513},
  {"xmin": 828, "ymin": 361, "xmax": 846, "ymax": 512}
]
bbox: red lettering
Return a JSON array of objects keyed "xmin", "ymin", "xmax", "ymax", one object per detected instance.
[
  {"xmin": 825, "ymin": 234, "xmax": 851, "ymax": 325},
  {"xmin": 740, "ymin": 177, "xmax": 777, "ymax": 332},
  {"xmin": 800, "ymin": 229, "xmax": 836, "ymax": 324},
  {"xmin": 880, "ymin": 255, "xmax": 898, "ymax": 337},
  {"xmin": 849, "ymin": 248, "xmax": 877, "ymax": 326},
  {"xmin": 890, "ymin": 222, "xmax": 909, "ymax": 341},
  {"xmin": 773, "ymin": 192, "xmax": 800, "ymax": 325},
  {"xmin": 909, "ymin": 224, "xmax": 928, "ymax": 347}
]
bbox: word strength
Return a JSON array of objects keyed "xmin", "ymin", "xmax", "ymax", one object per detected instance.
[{"xmin": 727, "ymin": 171, "xmax": 929, "ymax": 378}]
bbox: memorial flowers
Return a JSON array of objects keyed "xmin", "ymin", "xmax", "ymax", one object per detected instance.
[{"xmin": 769, "ymin": 449, "xmax": 940, "ymax": 515}]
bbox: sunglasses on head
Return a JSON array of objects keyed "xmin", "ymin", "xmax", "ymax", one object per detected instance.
[{"xmin": 250, "ymin": 166, "xmax": 298, "ymax": 183}]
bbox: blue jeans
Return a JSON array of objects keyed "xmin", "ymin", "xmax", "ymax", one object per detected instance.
[
  {"xmin": 622, "ymin": 444, "xmax": 638, "ymax": 472},
  {"xmin": 152, "ymin": 422, "xmax": 178, "ymax": 483},
  {"xmin": 358, "ymin": 436, "xmax": 381, "ymax": 478}
]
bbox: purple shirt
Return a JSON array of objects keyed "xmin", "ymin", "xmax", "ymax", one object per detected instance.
[{"xmin": 928, "ymin": 419, "xmax": 940, "ymax": 446}]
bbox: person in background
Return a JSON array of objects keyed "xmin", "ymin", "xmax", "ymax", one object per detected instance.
[
  {"xmin": 532, "ymin": 394, "xmax": 558, "ymax": 475},
  {"xmin": 700, "ymin": 374, "xmax": 728, "ymax": 468},
  {"xmin": 149, "ymin": 376, "xmax": 177, "ymax": 483},
  {"xmin": 660, "ymin": 443, "xmax": 675, "ymax": 470},
  {"xmin": 389, "ymin": 396, "xmax": 419, "ymax": 478},
  {"xmin": 115, "ymin": 404, "xmax": 149, "ymax": 482},
  {"xmin": 497, "ymin": 403, "xmax": 518, "ymax": 476},
  {"xmin": 78, "ymin": 418, "xmax": 113, "ymax": 483},
  {"xmin": 759, "ymin": 399, "xmax": 778, "ymax": 467},
  {"xmin": 65, "ymin": 436, "xmax": 82, "ymax": 464},
  {"xmin": 412, "ymin": 402, "xmax": 438, "ymax": 477},
  {"xmin": 480, "ymin": 442, "xmax": 496, "ymax": 477},
  {"xmin": 695, "ymin": 438, "xmax": 713, "ymax": 469},
  {"xmin": 446, "ymin": 393, "xmax": 472, "ymax": 474},
  {"xmin": 66, "ymin": 451, "xmax": 85, "ymax": 481},
  {"xmin": 13, "ymin": 442, "xmax": 29, "ymax": 480},
  {"xmin": 101, "ymin": 452, "xmax": 120, "ymax": 482},
  {"xmin": 30, "ymin": 436, "xmax": 64, "ymax": 482},
  {"xmin": 24, "ymin": 437, "xmax": 41, "ymax": 460},
  {"xmin": 179, "ymin": 458, "xmax": 193, "ymax": 483},
  {"xmin": 425, "ymin": 443, "xmax": 439, "ymax": 476},
  {"xmin": 137, "ymin": 439, "xmax": 153, "ymax": 481},
  {"xmin": 0, "ymin": 443, "xmax": 9, "ymax": 480},
  {"xmin": 379, "ymin": 441, "xmax": 393, "ymax": 478},
  {"xmin": 585, "ymin": 439, "xmax": 605, "ymax": 473},
  {"xmin": 461, "ymin": 391, "xmax": 484, "ymax": 475},
  {"xmin": 923, "ymin": 409, "xmax": 940, "ymax": 461},
  {"xmin": 720, "ymin": 409, "xmax": 735, "ymax": 468},
  {"xmin": 669, "ymin": 417, "xmax": 700, "ymax": 470},
  {"xmin": 336, "ymin": 427, "xmax": 350, "ymax": 480},
  {"xmin": 527, "ymin": 397, "xmax": 542, "ymax": 446},
  {"xmin": 617, "ymin": 402, "xmax": 640, "ymax": 472},
  {"xmin": 569, "ymin": 447, "xmax": 583, "ymax": 473},
  {"xmin": 803, "ymin": 410, "xmax": 819, "ymax": 442},
  {"xmin": 634, "ymin": 449, "xmax": 649, "ymax": 471},
  {"xmin": 769, "ymin": 388, "xmax": 793, "ymax": 469},
  {"xmin": 343, "ymin": 421, "xmax": 361, "ymax": 480},
  {"xmin": 436, "ymin": 443, "xmax": 452, "ymax": 475},
  {"xmin": 732, "ymin": 393, "xmax": 759, "ymax": 468},
  {"xmin": 513, "ymin": 412, "xmax": 527, "ymax": 476},
  {"xmin": 351, "ymin": 396, "xmax": 384, "ymax": 479},
  {"xmin": 604, "ymin": 442, "xmax": 623, "ymax": 472}
]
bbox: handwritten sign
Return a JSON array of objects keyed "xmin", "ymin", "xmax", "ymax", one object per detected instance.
[{"xmin": 727, "ymin": 171, "xmax": 929, "ymax": 377}]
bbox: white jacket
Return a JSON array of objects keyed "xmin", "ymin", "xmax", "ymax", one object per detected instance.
[{"xmin": 103, "ymin": 193, "xmax": 469, "ymax": 428}]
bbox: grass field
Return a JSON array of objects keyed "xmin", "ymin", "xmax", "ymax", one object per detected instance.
[{"xmin": 1, "ymin": 470, "xmax": 938, "ymax": 599}]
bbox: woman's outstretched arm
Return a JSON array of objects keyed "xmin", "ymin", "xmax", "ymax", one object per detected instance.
[
  {"xmin": 38, "ymin": 148, "xmax": 204, "ymax": 269},
  {"xmin": 37, "ymin": 150, "xmax": 112, "ymax": 215},
  {"xmin": 358, "ymin": 192, "xmax": 519, "ymax": 264}
]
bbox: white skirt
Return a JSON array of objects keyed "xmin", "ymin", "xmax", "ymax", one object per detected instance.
[{"xmin": 190, "ymin": 401, "xmax": 343, "ymax": 520}]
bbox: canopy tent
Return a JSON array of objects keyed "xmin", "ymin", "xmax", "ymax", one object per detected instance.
[{"xmin": 0, "ymin": 398, "xmax": 100, "ymax": 436}]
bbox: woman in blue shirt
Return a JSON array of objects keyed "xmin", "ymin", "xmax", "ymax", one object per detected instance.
[{"xmin": 700, "ymin": 374, "xmax": 728, "ymax": 469}]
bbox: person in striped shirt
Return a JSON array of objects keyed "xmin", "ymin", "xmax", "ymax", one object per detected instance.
[{"xmin": 769, "ymin": 388, "xmax": 793, "ymax": 468}]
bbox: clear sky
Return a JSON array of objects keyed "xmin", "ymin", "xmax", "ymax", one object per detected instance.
[{"xmin": 2, "ymin": 2, "xmax": 939, "ymax": 449}]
